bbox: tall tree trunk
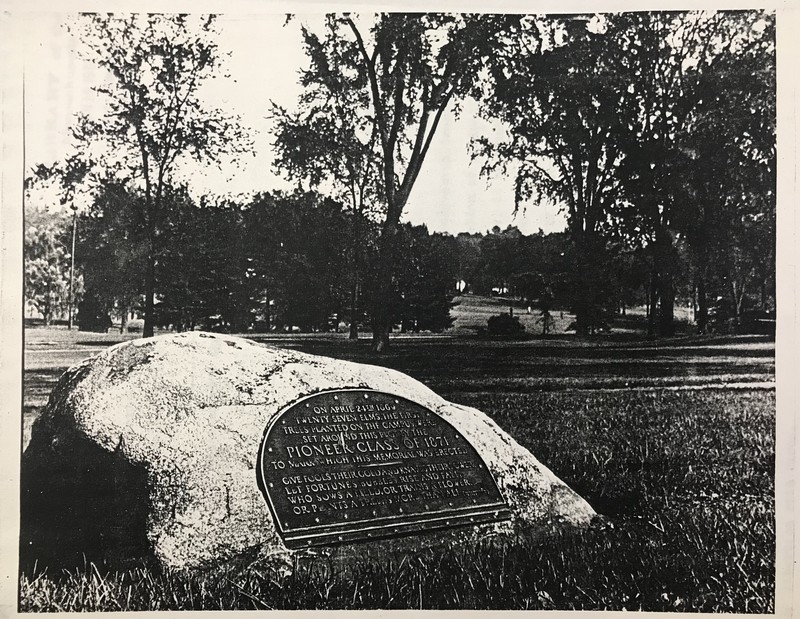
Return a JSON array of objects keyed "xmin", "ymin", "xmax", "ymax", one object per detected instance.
[
  {"xmin": 141, "ymin": 170, "xmax": 157, "ymax": 338},
  {"xmin": 658, "ymin": 273, "xmax": 675, "ymax": 337},
  {"xmin": 647, "ymin": 269, "xmax": 657, "ymax": 337},
  {"xmin": 654, "ymin": 227, "xmax": 675, "ymax": 337},
  {"xmin": 572, "ymin": 232, "xmax": 592, "ymax": 336},
  {"xmin": 696, "ymin": 274, "xmax": 708, "ymax": 334},
  {"xmin": 349, "ymin": 211, "xmax": 362, "ymax": 341},
  {"xmin": 730, "ymin": 279, "xmax": 744, "ymax": 332},
  {"xmin": 371, "ymin": 219, "xmax": 399, "ymax": 352},
  {"xmin": 573, "ymin": 247, "xmax": 592, "ymax": 336},
  {"xmin": 349, "ymin": 280, "xmax": 360, "ymax": 340},
  {"xmin": 143, "ymin": 237, "xmax": 155, "ymax": 338},
  {"xmin": 573, "ymin": 301, "xmax": 589, "ymax": 336},
  {"xmin": 231, "ymin": 284, "xmax": 250, "ymax": 333},
  {"xmin": 43, "ymin": 299, "xmax": 52, "ymax": 327},
  {"xmin": 68, "ymin": 210, "xmax": 77, "ymax": 330}
]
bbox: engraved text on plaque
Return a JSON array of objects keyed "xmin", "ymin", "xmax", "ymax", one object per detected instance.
[{"xmin": 257, "ymin": 389, "xmax": 511, "ymax": 547}]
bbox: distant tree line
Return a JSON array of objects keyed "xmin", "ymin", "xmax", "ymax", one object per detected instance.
[
  {"xmin": 27, "ymin": 186, "xmax": 458, "ymax": 334},
  {"xmin": 25, "ymin": 187, "xmax": 772, "ymax": 336}
]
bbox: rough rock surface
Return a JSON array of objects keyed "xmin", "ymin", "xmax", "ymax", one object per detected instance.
[{"xmin": 22, "ymin": 332, "xmax": 595, "ymax": 570}]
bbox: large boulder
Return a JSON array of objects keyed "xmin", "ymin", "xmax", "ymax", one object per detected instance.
[{"xmin": 21, "ymin": 332, "xmax": 595, "ymax": 571}]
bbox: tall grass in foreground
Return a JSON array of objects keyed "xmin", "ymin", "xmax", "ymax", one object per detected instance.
[{"xmin": 19, "ymin": 389, "xmax": 774, "ymax": 612}]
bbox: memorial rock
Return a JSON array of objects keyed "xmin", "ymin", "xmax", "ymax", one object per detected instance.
[{"xmin": 21, "ymin": 332, "xmax": 595, "ymax": 571}]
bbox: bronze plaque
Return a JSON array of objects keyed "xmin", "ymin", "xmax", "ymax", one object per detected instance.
[{"xmin": 257, "ymin": 389, "xmax": 511, "ymax": 548}]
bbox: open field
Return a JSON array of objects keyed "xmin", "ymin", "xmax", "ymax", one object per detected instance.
[
  {"xmin": 22, "ymin": 327, "xmax": 773, "ymax": 450},
  {"xmin": 18, "ymin": 316, "xmax": 775, "ymax": 611},
  {"xmin": 449, "ymin": 294, "xmax": 696, "ymax": 336}
]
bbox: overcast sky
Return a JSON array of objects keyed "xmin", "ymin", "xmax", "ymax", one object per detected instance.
[{"xmin": 22, "ymin": 12, "xmax": 568, "ymax": 235}]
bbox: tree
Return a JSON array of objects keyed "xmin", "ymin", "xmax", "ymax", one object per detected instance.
[
  {"xmin": 612, "ymin": 11, "xmax": 774, "ymax": 336},
  {"xmin": 674, "ymin": 12, "xmax": 775, "ymax": 332},
  {"xmin": 613, "ymin": 12, "xmax": 731, "ymax": 336},
  {"xmin": 76, "ymin": 181, "xmax": 148, "ymax": 330},
  {"xmin": 392, "ymin": 226, "xmax": 458, "ymax": 333},
  {"xmin": 454, "ymin": 232, "xmax": 483, "ymax": 293},
  {"xmin": 27, "ymin": 156, "xmax": 96, "ymax": 327},
  {"xmin": 271, "ymin": 21, "xmax": 381, "ymax": 340},
  {"xmin": 478, "ymin": 225, "xmax": 529, "ymax": 301},
  {"xmin": 290, "ymin": 13, "xmax": 500, "ymax": 350},
  {"xmin": 536, "ymin": 285, "xmax": 554, "ymax": 335},
  {"xmin": 475, "ymin": 15, "xmax": 631, "ymax": 335},
  {"xmin": 64, "ymin": 13, "xmax": 250, "ymax": 337},
  {"xmin": 270, "ymin": 194, "xmax": 352, "ymax": 332},
  {"xmin": 24, "ymin": 205, "xmax": 78, "ymax": 325},
  {"xmin": 238, "ymin": 191, "xmax": 355, "ymax": 333}
]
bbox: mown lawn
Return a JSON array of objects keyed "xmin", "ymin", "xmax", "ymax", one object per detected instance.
[{"xmin": 19, "ymin": 329, "xmax": 775, "ymax": 612}]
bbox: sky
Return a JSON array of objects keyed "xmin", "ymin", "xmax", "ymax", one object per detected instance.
[{"xmin": 21, "ymin": 12, "xmax": 568, "ymax": 236}]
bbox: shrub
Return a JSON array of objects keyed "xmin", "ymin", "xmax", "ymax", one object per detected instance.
[
  {"xmin": 126, "ymin": 318, "xmax": 144, "ymax": 333},
  {"xmin": 487, "ymin": 313, "xmax": 525, "ymax": 337}
]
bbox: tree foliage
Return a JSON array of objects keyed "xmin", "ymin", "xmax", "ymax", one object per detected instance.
[
  {"xmin": 675, "ymin": 12, "xmax": 776, "ymax": 331},
  {"xmin": 271, "ymin": 19, "xmax": 382, "ymax": 339},
  {"xmin": 282, "ymin": 13, "xmax": 502, "ymax": 350},
  {"xmin": 76, "ymin": 181, "xmax": 148, "ymax": 326},
  {"xmin": 392, "ymin": 226, "xmax": 458, "ymax": 333},
  {"xmin": 25, "ymin": 11, "xmax": 773, "ymax": 340},
  {"xmin": 476, "ymin": 11, "xmax": 775, "ymax": 336},
  {"xmin": 24, "ymin": 206, "xmax": 78, "ymax": 325},
  {"xmin": 64, "ymin": 13, "xmax": 251, "ymax": 336},
  {"xmin": 475, "ymin": 15, "xmax": 631, "ymax": 334}
]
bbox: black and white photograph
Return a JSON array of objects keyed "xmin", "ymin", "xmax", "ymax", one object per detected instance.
[{"xmin": 1, "ymin": 0, "xmax": 795, "ymax": 613}]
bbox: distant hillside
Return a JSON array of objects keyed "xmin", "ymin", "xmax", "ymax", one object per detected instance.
[{"xmin": 448, "ymin": 294, "xmax": 575, "ymax": 335}]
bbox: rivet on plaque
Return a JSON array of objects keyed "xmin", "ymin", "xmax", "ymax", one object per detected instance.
[
  {"xmin": 305, "ymin": 403, "xmax": 310, "ymax": 408},
  {"xmin": 338, "ymin": 535, "xmax": 343, "ymax": 541},
  {"xmin": 268, "ymin": 482, "xmax": 274, "ymax": 488},
  {"xmin": 364, "ymin": 394, "xmax": 369, "ymax": 399},
  {"xmin": 344, "ymin": 513, "xmax": 349, "ymax": 519},
  {"xmin": 315, "ymin": 517, "xmax": 320, "ymax": 523},
  {"xmin": 334, "ymin": 395, "xmax": 339, "ymax": 400},
  {"xmin": 399, "ymin": 508, "xmax": 403, "ymax": 513}
]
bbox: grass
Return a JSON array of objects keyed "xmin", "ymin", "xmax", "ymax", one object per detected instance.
[
  {"xmin": 19, "ymin": 389, "xmax": 775, "ymax": 611},
  {"xmin": 18, "ymin": 309, "xmax": 776, "ymax": 612}
]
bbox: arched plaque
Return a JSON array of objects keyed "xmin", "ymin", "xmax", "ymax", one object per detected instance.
[{"xmin": 257, "ymin": 389, "xmax": 511, "ymax": 548}]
